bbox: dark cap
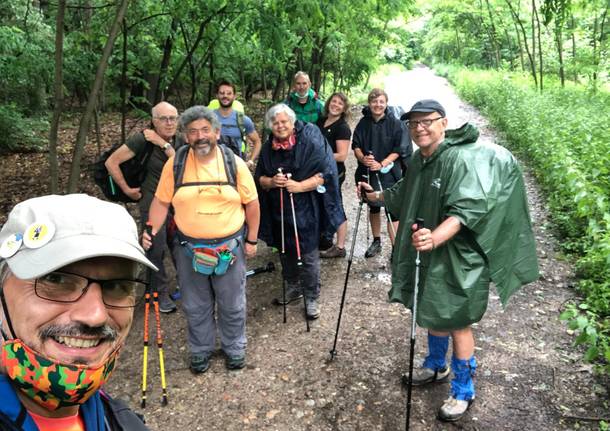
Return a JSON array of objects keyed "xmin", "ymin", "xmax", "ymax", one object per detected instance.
[{"xmin": 400, "ymin": 99, "xmax": 446, "ymax": 120}]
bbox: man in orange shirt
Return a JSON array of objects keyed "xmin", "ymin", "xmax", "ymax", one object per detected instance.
[{"xmin": 145, "ymin": 106, "xmax": 260, "ymax": 374}]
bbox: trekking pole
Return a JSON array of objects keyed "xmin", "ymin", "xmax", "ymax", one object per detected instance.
[
  {"xmin": 365, "ymin": 169, "xmax": 370, "ymax": 243},
  {"xmin": 141, "ymin": 285, "xmax": 150, "ymax": 408},
  {"xmin": 286, "ymin": 173, "xmax": 309, "ymax": 333},
  {"xmin": 329, "ymin": 191, "xmax": 365, "ymax": 360},
  {"xmin": 375, "ymin": 172, "xmax": 397, "ymax": 240},
  {"xmin": 141, "ymin": 223, "xmax": 169, "ymax": 407},
  {"xmin": 278, "ymin": 168, "xmax": 287, "ymax": 324},
  {"xmin": 246, "ymin": 261, "xmax": 275, "ymax": 277},
  {"xmin": 151, "ymin": 290, "xmax": 168, "ymax": 406},
  {"xmin": 406, "ymin": 218, "xmax": 424, "ymax": 430}
]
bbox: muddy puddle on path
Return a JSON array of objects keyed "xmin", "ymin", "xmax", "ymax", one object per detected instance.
[{"xmin": 106, "ymin": 66, "xmax": 608, "ymax": 431}]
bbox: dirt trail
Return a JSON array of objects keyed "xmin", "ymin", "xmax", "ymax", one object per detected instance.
[{"xmin": 104, "ymin": 66, "xmax": 609, "ymax": 430}]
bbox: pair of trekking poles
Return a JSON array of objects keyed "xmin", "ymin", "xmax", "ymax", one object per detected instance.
[
  {"xmin": 326, "ymin": 163, "xmax": 423, "ymax": 430},
  {"xmin": 278, "ymin": 168, "xmax": 310, "ymax": 332},
  {"xmin": 140, "ymin": 226, "xmax": 275, "ymax": 408}
]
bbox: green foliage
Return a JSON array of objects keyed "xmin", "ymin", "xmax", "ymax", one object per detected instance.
[
  {"xmin": 0, "ymin": 104, "xmax": 47, "ymax": 153},
  {"xmin": 447, "ymin": 67, "xmax": 610, "ymax": 374}
]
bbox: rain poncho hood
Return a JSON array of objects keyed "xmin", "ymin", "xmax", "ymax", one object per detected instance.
[
  {"xmin": 256, "ymin": 120, "xmax": 345, "ymax": 254},
  {"xmin": 384, "ymin": 123, "xmax": 539, "ymax": 330}
]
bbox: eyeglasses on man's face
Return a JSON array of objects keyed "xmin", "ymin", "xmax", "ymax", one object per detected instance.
[
  {"xmin": 154, "ymin": 115, "xmax": 178, "ymax": 124},
  {"xmin": 406, "ymin": 117, "xmax": 444, "ymax": 130},
  {"xmin": 34, "ymin": 271, "xmax": 147, "ymax": 309}
]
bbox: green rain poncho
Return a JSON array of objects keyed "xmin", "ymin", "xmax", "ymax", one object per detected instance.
[{"xmin": 384, "ymin": 123, "xmax": 539, "ymax": 331}]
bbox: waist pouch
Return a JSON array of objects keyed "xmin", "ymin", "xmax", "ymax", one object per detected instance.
[{"xmin": 180, "ymin": 236, "xmax": 240, "ymax": 276}]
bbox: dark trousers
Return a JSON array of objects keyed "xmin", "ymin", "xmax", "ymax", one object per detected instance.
[{"xmin": 280, "ymin": 249, "xmax": 320, "ymax": 299}]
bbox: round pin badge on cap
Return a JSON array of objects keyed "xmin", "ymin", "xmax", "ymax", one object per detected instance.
[
  {"xmin": 23, "ymin": 220, "xmax": 56, "ymax": 249},
  {"xmin": 0, "ymin": 233, "xmax": 23, "ymax": 258}
]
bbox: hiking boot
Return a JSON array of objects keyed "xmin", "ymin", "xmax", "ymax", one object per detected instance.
[
  {"xmin": 272, "ymin": 283, "xmax": 303, "ymax": 305},
  {"xmin": 190, "ymin": 353, "xmax": 210, "ymax": 374},
  {"xmin": 437, "ymin": 396, "xmax": 474, "ymax": 422},
  {"xmin": 401, "ymin": 365, "xmax": 451, "ymax": 387},
  {"xmin": 319, "ymin": 245, "xmax": 346, "ymax": 259},
  {"xmin": 158, "ymin": 294, "xmax": 177, "ymax": 314},
  {"xmin": 305, "ymin": 297, "xmax": 320, "ymax": 320},
  {"xmin": 364, "ymin": 239, "xmax": 382, "ymax": 258},
  {"xmin": 226, "ymin": 353, "xmax": 246, "ymax": 370}
]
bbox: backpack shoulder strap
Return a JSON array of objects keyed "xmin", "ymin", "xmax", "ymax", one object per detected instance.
[
  {"xmin": 236, "ymin": 111, "xmax": 247, "ymax": 141},
  {"xmin": 173, "ymin": 144, "xmax": 190, "ymax": 193},
  {"xmin": 219, "ymin": 143, "xmax": 237, "ymax": 188}
]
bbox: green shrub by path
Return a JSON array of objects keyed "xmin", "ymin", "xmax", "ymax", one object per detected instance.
[
  {"xmin": 0, "ymin": 104, "xmax": 48, "ymax": 153},
  {"xmin": 445, "ymin": 67, "xmax": 610, "ymax": 375}
]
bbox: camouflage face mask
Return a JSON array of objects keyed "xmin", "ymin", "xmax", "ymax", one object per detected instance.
[{"xmin": 1, "ymin": 338, "xmax": 120, "ymax": 411}]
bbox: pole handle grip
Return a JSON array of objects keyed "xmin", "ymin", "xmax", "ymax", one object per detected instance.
[{"xmin": 415, "ymin": 218, "xmax": 424, "ymax": 231}]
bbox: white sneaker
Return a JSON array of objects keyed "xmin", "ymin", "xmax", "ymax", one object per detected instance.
[{"xmin": 437, "ymin": 396, "xmax": 474, "ymax": 422}]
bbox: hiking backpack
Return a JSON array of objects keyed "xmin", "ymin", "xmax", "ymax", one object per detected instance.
[
  {"xmin": 92, "ymin": 134, "xmax": 155, "ymax": 203},
  {"xmin": 172, "ymin": 143, "xmax": 237, "ymax": 194}
]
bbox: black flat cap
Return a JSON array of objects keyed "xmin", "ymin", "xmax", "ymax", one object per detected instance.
[{"xmin": 400, "ymin": 99, "xmax": 446, "ymax": 120}]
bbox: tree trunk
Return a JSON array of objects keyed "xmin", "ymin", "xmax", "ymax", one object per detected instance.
[
  {"xmin": 48, "ymin": 0, "xmax": 66, "ymax": 193},
  {"xmin": 484, "ymin": 0, "xmax": 501, "ymax": 68},
  {"xmin": 506, "ymin": 0, "xmax": 538, "ymax": 88},
  {"xmin": 570, "ymin": 12, "xmax": 577, "ymax": 82},
  {"xmin": 150, "ymin": 18, "xmax": 178, "ymax": 105},
  {"xmin": 512, "ymin": 15, "xmax": 525, "ymax": 71},
  {"xmin": 67, "ymin": 0, "xmax": 130, "ymax": 193},
  {"xmin": 533, "ymin": 0, "xmax": 543, "ymax": 91},
  {"xmin": 556, "ymin": 22, "xmax": 565, "ymax": 87},
  {"xmin": 120, "ymin": 18, "xmax": 127, "ymax": 144},
  {"xmin": 165, "ymin": 8, "xmax": 225, "ymax": 98}
]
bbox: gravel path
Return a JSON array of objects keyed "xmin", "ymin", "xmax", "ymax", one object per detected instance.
[{"xmin": 106, "ymin": 66, "xmax": 609, "ymax": 431}]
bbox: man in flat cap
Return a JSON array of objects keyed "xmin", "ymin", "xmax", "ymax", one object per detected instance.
[
  {"xmin": 360, "ymin": 99, "xmax": 538, "ymax": 422},
  {"xmin": 0, "ymin": 194, "xmax": 154, "ymax": 430}
]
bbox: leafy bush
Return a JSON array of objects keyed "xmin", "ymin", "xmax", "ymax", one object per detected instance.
[
  {"xmin": 445, "ymin": 68, "xmax": 610, "ymax": 374},
  {"xmin": 0, "ymin": 104, "xmax": 47, "ymax": 153}
]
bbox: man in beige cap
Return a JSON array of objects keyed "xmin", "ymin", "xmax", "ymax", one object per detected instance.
[{"xmin": 0, "ymin": 194, "xmax": 155, "ymax": 430}]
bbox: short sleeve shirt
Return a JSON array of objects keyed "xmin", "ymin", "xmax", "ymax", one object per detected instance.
[
  {"xmin": 316, "ymin": 116, "xmax": 351, "ymax": 178},
  {"xmin": 155, "ymin": 147, "xmax": 258, "ymax": 239},
  {"xmin": 214, "ymin": 110, "xmax": 255, "ymax": 146}
]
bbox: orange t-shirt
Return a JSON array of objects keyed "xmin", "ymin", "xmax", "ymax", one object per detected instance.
[
  {"xmin": 156, "ymin": 146, "xmax": 258, "ymax": 239},
  {"xmin": 28, "ymin": 410, "xmax": 85, "ymax": 431}
]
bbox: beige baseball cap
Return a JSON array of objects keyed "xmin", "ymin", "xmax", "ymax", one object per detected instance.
[{"xmin": 0, "ymin": 194, "xmax": 157, "ymax": 279}]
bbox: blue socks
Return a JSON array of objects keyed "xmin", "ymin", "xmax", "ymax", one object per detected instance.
[
  {"xmin": 450, "ymin": 355, "xmax": 477, "ymax": 401},
  {"xmin": 422, "ymin": 333, "xmax": 449, "ymax": 371}
]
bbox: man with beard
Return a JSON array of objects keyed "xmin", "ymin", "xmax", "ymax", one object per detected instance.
[
  {"xmin": 145, "ymin": 106, "xmax": 260, "ymax": 374},
  {"xmin": 105, "ymin": 101, "xmax": 182, "ymax": 314},
  {"xmin": 0, "ymin": 194, "xmax": 155, "ymax": 430},
  {"xmin": 213, "ymin": 80, "xmax": 261, "ymax": 170}
]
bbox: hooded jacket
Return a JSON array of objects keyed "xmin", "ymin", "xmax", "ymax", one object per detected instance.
[
  {"xmin": 384, "ymin": 123, "xmax": 539, "ymax": 330},
  {"xmin": 352, "ymin": 106, "xmax": 403, "ymax": 192},
  {"xmin": 255, "ymin": 121, "xmax": 345, "ymax": 254},
  {"xmin": 285, "ymin": 89, "xmax": 324, "ymax": 123}
]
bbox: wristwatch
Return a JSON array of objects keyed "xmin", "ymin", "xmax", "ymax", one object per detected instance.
[
  {"xmin": 162, "ymin": 142, "xmax": 171, "ymax": 151},
  {"xmin": 245, "ymin": 238, "xmax": 258, "ymax": 245}
]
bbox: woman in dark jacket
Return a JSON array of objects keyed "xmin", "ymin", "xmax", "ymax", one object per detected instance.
[
  {"xmin": 352, "ymin": 88, "xmax": 403, "ymax": 258},
  {"xmin": 316, "ymin": 92, "xmax": 352, "ymax": 258},
  {"xmin": 256, "ymin": 104, "xmax": 345, "ymax": 320}
]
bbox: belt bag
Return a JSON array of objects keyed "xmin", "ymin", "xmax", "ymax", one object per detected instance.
[{"xmin": 182, "ymin": 238, "xmax": 239, "ymax": 276}]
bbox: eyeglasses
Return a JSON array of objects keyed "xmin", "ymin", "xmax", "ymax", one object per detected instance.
[
  {"xmin": 34, "ymin": 271, "xmax": 147, "ymax": 309},
  {"xmin": 406, "ymin": 117, "xmax": 444, "ymax": 129},
  {"xmin": 154, "ymin": 116, "xmax": 178, "ymax": 124}
]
